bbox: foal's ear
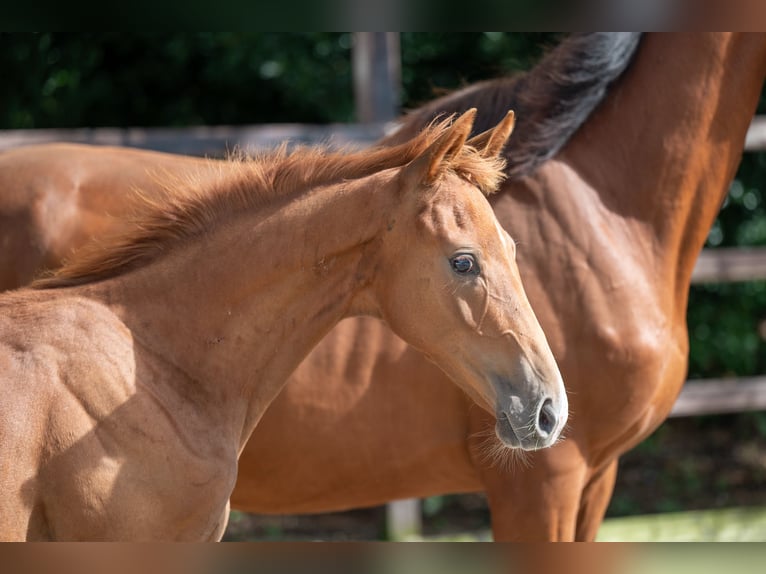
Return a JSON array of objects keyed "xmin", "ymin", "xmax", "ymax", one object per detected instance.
[
  {"xmin": 402, "ymin": 108, "xmax": 477, "ymax": 188},
  {"xmin": 466, "ymin": 110, "xmax": 515, "ymax": 158}
]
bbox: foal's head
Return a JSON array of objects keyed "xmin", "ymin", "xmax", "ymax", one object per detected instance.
[{"xmin": 376, "ymin": 109, "xmax": 567, "ymax": 450}]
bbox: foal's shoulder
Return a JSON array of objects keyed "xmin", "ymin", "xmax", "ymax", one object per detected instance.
[
  {"xmin": 0, "ymin": 290, "xmax": 128, "ymax": 342},
  {"xmin": 0, "ymin": 290, "xmax": 135, "ymax": 401}
]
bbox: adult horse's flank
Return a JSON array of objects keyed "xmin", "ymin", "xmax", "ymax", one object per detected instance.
[
  {"xmin": 1, "ymin": 33, "xmax": 764, "ymax": 542},
  {"xmin": 0, "ymin": 111, "xmax": 568, "ymax": 541},
  {"xmin": 0, "ymin": 143, "xmax": 224, "ymax": 290}
]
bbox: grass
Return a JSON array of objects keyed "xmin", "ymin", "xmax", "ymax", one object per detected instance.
[{"xmin": 398, "ymin": 507, "xmax": 766, "ymax": 542}]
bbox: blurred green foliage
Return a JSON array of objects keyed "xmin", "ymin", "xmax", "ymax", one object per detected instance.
[
  {"xmin": 0, "ymin": 33, "xmax": 356, "ymax": 127},
  {"xmin": 0, "ymin": 32, "xmax": 556, "ymax": 128}
]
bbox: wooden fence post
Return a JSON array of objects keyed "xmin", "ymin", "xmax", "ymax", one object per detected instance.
[
  {"xmin": 353, "ymin": 32, "xmax": 418, "ymax": 539},
  {"xmin": 352, "ymin": 32, "xmax": 401, "ymax": 123},
  {"xmin": 386, "ymin": 497, "xmax": 422, "ymax": 541}
]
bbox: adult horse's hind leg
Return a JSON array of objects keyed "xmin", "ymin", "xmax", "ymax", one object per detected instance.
[{"xmin": 575, "ymin": 459, "xmax": 618, "ymax": 541}]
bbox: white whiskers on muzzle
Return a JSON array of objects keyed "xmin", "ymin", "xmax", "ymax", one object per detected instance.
[{"xmin": 470, "ymin": 423, "xmax": 532, "ymax": 473}]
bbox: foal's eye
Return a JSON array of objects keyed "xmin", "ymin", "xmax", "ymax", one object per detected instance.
[{"xmin": 450, "ymin": 254, "xmax": 478, "ymax": 276}]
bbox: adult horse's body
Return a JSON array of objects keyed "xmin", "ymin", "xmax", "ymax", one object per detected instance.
[
  {"xmin": 1, "ymin": 33, "xmax": 765, "ymax": 541},
  {"xmin": 0, "ymin": 144, "xmax": 222, "ymax": 290},
  {"xmin": 235, "ymin": 33, "xmax": 766, "ymax": 540},
  {"xmin": 0, "ymin": 112, "xmax": 568, "ymax": 540}
]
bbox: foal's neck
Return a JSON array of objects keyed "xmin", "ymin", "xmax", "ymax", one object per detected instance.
[
  {"xmin": 83, "ymin": 169, "xmax": 394, "ymax": 449},
  {"xmin": 565, "ymin": 33, "xmax": 766, "ymax": 313}
]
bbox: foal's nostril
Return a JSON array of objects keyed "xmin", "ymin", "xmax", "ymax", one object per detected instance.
[{"xmin": 537, "ymin": 399, "xmax": 556, "ymax": 436}]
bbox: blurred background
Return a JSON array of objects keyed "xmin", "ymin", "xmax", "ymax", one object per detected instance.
[{"xmin": 2, "ymin": 32, "xmax": 765, "ymax": 541}]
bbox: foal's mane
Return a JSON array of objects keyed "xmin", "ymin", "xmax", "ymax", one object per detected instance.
[
  {"xmin": 382, "ymin": 33, "xmax": 642, "ymax": 178},
  {"xmin": 34, "ymin": 117, "xmax": 505, "ymax": 290}
]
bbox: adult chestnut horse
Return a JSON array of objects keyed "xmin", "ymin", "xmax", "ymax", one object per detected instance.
[
  {"xmin": 236, "ymin": 32, "xmax": 766, "ymax": 541},
  {"xmin": 0, "ymin": 112, "xmax": 569, "ymax": 540},
  {"xmin": 1, "ymin": 33, "xmax": 765, "ymax": 541}
]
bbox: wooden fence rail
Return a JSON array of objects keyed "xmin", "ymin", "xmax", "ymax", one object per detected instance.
[
  {"xmin": 0, "ymin": 123, "xmax": 392, "ymax": 156},
  {"xmin": 745, "ymin": 115, "xmax": 766, "ymax": 151},
  {"xmin": 692, "ymin": 247, "xmax": 766, "ymax": 283},
  {"xmin": 671, "ymin": 376, "xmax": 766, "ymax": 417},
  {"xmin": 1, "ymin": 113, "xmax": 765, "ymax": 154}
]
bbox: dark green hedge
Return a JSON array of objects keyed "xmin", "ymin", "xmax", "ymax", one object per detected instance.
[{"xmin": 0, "ymin": 32, "xmax": 556, "ymax": 128}]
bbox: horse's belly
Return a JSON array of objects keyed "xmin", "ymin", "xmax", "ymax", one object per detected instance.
[
  {"xmin": 232, "ymin": 324, "xmax": 484, "ymax": 513},
  {"xmin": 232, "ymin": 424, "xmax": 483, "ymax": 514}
]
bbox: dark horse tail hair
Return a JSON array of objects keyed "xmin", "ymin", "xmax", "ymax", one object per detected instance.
[{"xmin": 382, "ymin": 33, "xmax": 642, "ymax": 179}]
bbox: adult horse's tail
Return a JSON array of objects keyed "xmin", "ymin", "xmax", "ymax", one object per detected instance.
[{"xmin": 382, "ymin": 33, "xmax": 642, "ymax": 179}]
